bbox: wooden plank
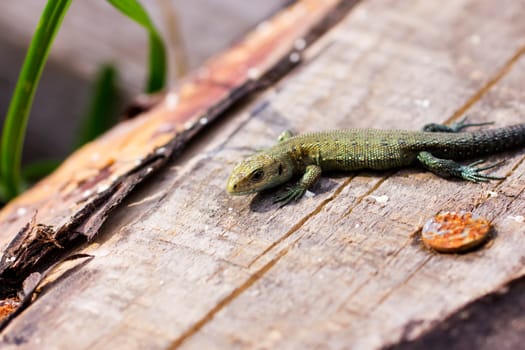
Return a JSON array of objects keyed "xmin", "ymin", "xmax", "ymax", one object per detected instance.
[
  {"xmin": 0, "ymin": 0, "xmax": 350, "ymax": 301},
  {"xmin": 2, "ymin": 0, "xmax": 525, "ymax": 348}
]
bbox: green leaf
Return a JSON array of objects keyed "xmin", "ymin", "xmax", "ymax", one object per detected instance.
[
  {"xmin": 0, "ymin": 0, "xmax": 73, "ymax": 200},
  {"xmin": 0, "ymin": 182, "xmax": 6, "ymax": 205},
  {"xmin": 22, "ymin": 159, "xmax": 61, "ymax": 183},
  {"xmin": 107, "ymin": 0, "xmax": 167, "ymax": 93},
  {"xmin": 76, "ymin": 64, "xmax": 120, "ymax": 147}
]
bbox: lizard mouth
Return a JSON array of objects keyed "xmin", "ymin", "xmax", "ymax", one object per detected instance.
[
  {"xmin": 226, "ymin": 180, "xmax": 257, "ymax": 195},
  {"xmin": 226, "ymin": 184, "xmax": 258, "ymax": 195},
  {"xmin": 228, "ymin": 190, "xmax": 257, "ymax": 196}
]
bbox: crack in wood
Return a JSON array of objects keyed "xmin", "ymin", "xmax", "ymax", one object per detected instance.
[
  {"xmin": 1, "ymin": 0, "xmax": 357, "ymax": 300},
  {"xmin": 495, "ymin": 155, "xmax": 525, "ymax": 196},
  {"xmin": 167, "ymin": 247, "xmax": 283, "ymax": 349},
  {"xmin": 4, "ymin": 0, "xmax": 524, "ymax": 347},
  {"xmin": 372, "ymin": 255, "xmax": 433, "ymax": 312},
  {"xmin": 167, "ymin": 175, "xmax": 357, "ymax": 348},
  {"xmin": 339, "ymin": 174, "xmax": 391, "ymax": 220},
  {"xmin": 247, "ymin": 176, "xmax": 354, "ymax": 269},
  {"xmin": 446, "ymin": 44, "xmax": 525, "ymax": 125},
  {"xmin": 147, "ymin": 9, "xmax": 525, "ymax": 350}
]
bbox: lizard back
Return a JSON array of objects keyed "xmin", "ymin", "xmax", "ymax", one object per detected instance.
[{"xmin": 274, "ymin": 124, "xmax": 525, "ymax": 171}]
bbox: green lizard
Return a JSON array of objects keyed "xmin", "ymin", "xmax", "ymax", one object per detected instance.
[{"xmin": 226, "ymin": 119, "xmax": 525, "ymax": 205}]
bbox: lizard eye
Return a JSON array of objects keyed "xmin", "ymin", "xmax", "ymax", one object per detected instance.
[{"xmin": 250, "ymin": 169, "xmax": 264, "ymax": 182}]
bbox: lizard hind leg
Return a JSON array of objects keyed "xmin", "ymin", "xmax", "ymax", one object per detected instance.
[
  {"xmin": 417, "ymin": 151, "xmax": 505, "ymax": 182},
  {"xmin": 422, "ymin": 117, "xmax": 494, "ymax": 133}
]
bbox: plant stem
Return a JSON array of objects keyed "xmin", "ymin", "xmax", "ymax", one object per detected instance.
[
  {"xmin": 107, "ymin": 0, "xmax": 167, "ymax": 93},
  {"xmin": 0, "ymin": 0, "xmax": 73, "ymax": 199}
]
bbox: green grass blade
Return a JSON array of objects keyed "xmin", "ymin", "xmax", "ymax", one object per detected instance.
[
  {"xmin": 0, "ymin": 182, "xmax": 6, "ymax": 204},
  {"xmin": 147, "ymin": 31, "xmax": 167, "ymax": 92},
  {"xmin": 107, "ymin": 0, "xmax": 167, "ymax": 93},
  {"xmin": 0, "ymin": 0, "xmax": 73, "ymax": 200},
  {"xmin": 22, "ymin": 159, "xmax": 61, "ymax": 183},
  {"xmin": 76, "ymin": 64, "xmax": 120, "ymax": 147}
]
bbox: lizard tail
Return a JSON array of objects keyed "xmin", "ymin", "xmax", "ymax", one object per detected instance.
[
  {"xmin": 429, "ymin": 123, "xmax": 525, "ymax": 159},
  {"xmin": 469, "ymin": 123, "xmax": 525, "ymax": 154}
]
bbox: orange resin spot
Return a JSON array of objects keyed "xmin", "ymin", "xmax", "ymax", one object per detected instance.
[{"xmin": 422, "ymin": 211, "xmax": 491, "ymax": 253}]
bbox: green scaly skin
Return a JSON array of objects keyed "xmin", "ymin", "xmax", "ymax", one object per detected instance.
[{"xmin": 226, "ymin": 120, "xmax": 525, "ymax": 206}]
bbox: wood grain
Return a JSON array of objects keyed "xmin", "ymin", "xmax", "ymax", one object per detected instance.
[
  {"xmin": 0, "ymin": 0, "xmax": 349, "ymax": 299},
  {"xmin": 2, "ymin": 0, "xmax": 525, "ymax": 348}
]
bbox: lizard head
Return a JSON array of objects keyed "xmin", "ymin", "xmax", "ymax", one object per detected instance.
[{"xmin": 227, "ymin": 152, "xmax": 294, "ymax": 195}]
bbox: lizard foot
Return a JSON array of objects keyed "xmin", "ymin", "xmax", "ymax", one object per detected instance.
[
  {"xmin": 273, "ymin": 185, "xmax": 306, "ymax": 207},
  {"xmin": 449, "ymin": 116, "xmax": 494, "ymax": 132},
  {"xmin": 460, "ymin": 159, "xmax": 506, "ymax": 182},
  {"xmin": 423, "ymin": 117, "xmax": 494, "ymax": 133}
]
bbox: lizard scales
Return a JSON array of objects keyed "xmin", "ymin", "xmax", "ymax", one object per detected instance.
[
  {"xmin": 275, "ymin": 125, "xmax": 525, "ymax": 171},
  {"xmin": 226, "ymin": 122, "xmax": 525, "ymax": 205}
]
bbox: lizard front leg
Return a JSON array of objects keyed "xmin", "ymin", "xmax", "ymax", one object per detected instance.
[
  {"xmin": 417, "ymin": 151, "xmax": 505, "ymax": 182},
  {"xmin": 274, "ymin": 164, "xmax": 322, "ymax": 206}
]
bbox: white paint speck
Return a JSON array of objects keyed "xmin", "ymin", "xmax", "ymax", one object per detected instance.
[
  {"xmin": 469, "ymin": 34, "xmax": 481, "ymax": 45},
  {"xmin": 184, "ymin": 121, "xmax": 194, "ymax": 130},
  {"xmin": 268, "ymin": 329, "xmax": 283, "ymax": 341},
  {"xmin": 135, "ymin": 159, "xmax": 143, "ymax": 166},
  {"xmin": 146, "ymin": 167, "xmax": 153, "ymax": 173},
  {"xmin": 289, "ymin": 52, "xmax": 301, "ymax": 63},
  {"xmin": 355, "ymin": 223, "xmax": 360, "ymax": 228},
  {"xmin": 159, "ymin": 280, "xmax": 165, "ymax": 286},
  {"xmin": 256, "ymin": 21, "xmax": 272, "ymax": 35},
  {"xmin": 16, "ymin": 207, "xmax": 27, "ymax": 216},
  {"xmin": 199, "ymin": 117, "xmax": 209, "ymax": 125},
  {"xmin": 91, "ymin": 153, "xmax": 100, "ymax": 162},
  {"xmin": 228, "ymin": 207, "xmax": 233, "ymax": 212},
  {"xmin": 155, "ymin": 147, "xmax": 167, "ymax": 155},
  {"xmin": 508, "ymin": 215, "xmax": 524, "ymax": 223},
  {"xmin": 166, "ymin": 92, "xmax": 179, "ymax": 110},
  {"xmin": 82, "ymin": 190, "xmax": 93, "ymax": 198},
  {"xmin": 487, "ymin": 191, "xmax": 498, "ymax": 198},
  {"xmin": 369, "ymin": 195, "xmax": 389, "ymax": 204},
  {"xmin": 414, "ymin": 99, "xmax": 431, "ymax": 108},
  {"xmin": 247, "ymin": 68, "xmax": 260, "ymax": 80},
  {"xmin": 97, "ymin": 183, "xmax": 110, "ymax": 194},
  {"xmin": 305, "ymin": 190, "xmax": 315, "ymax": 198},
  {"xmin": 294, "ymin": 38, "xmax": 306, "ymax": 51}
]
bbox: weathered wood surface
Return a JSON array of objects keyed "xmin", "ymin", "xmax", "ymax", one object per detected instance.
[
  {"xmin": 2, "ymin": 0, "xmax": 525, "ymax": 348},
  {"xmin": 0, "ymin": 0, "xmax": 347, "ymax": 300}
]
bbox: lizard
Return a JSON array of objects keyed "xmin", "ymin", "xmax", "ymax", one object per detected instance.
[{"xmin": 226, "ymin": 119, "xmax": 525, "ymax": 206}]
